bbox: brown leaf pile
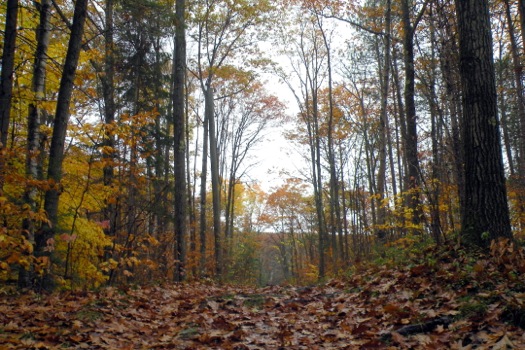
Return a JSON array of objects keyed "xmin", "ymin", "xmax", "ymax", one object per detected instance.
[{"xmin": 2, "ymin": 243, "xmax": 525, "ymax": 349}]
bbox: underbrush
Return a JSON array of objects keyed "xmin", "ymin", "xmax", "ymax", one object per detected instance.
[{"xmin": 352, "ymin": 236, "xmax": 525, "ymax": 329}]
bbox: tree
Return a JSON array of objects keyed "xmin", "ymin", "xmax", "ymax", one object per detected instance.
[
  {"xmin": 261, "ymin": 179, "xmax": 316, "ymax": 283},
  {"xmin": 279, "ymin": 15, "xmax": 329, "ymax": 278},
  {"xmin": 311, "ymin": 7, "xmax": 343, "ymax": 269},
  {"xmin": 374, "ymin": 0, "xmax": 392, "ymax": 242},
  {"xmin": 0, "ymin": 0, "xmax": 18, "ymax": 192},
  {"xmin": 400, "ymin": 0, "xmax": 427, "ymax": 229},
  {"xmin": 94, "ymin": 0, "xmax": 175, "ymax": 284},
  {"xmin": 434, "ymin": 0, "xmax": 463, "ymax": 236},
  {"xmin": 455, "ymin": 0, "xmax": 512, "ymax": 247},
  {"xmin": 19, "ymin": 0, "xmax": 52, "ymax": 289},
  {"xmin": 502, "ymin": 0, "xmax": 525, "ymax": 231},
  {"xmin": 220, "ymin": 79, "xmax": 284, "ymax": 249},
  {"xmin": 516, "ymin": 0, "xmax": 525, "ymax": 183},
  {"xmin": 100, "ymin": 0, "xmax": 117, "ymax": 252},
  {"xmin": 190, "ymin": 0, "xmax": 274, "ymax": 277},
  {"xmin": 173, "ymin": 0, "xmax": 187, "ymax": 282},
  {"xmin": 36, "ymin": 0, "xmax": 89, "ymax": 290}
]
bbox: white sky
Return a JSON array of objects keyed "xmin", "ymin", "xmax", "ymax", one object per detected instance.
[
  {"xmin": 251, "ymin": 121, "xmax": 302, "ymax": 192},
  {"xmin": 244, "ymin": 69, "xmax": 306, "ymax": 192}
]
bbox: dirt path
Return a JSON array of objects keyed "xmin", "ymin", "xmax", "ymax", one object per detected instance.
[{"xmin": 1, "ymin": 264, "xmax": 524, "ymax": 349}]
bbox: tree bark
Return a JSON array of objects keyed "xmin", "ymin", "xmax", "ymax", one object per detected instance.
[
  {"xmin": 518, "ymin": 0, "xmax": 525, "ymax": 173},
  {"xmin": 186, "ymin": 77, "xmax": 197, "ymax": 277},
  {"xmin": 497, "ymin": 63, "xmax": 515, "ymax": 176},
  {"xmin": 199, "ymin": 104, "xmax": 209, "ymax": 276},
  {"xmin": 427, "ymin": 5, "xmax": 443, "ymax": 244},
  {"xmin": 100, "ymin": 0, "xmax": 118, "ymax": 284},
  {"xmin": 101, "ymin": 0, "xmax": 117, "ymax": 244},
  {"xmin": 435, "ymin": 0, "xmax": 464, "ymax": 231},
  {"xmin": 455, "ymin": 0, "xmax": 512, "ymax": 247},
  {"xmin": 392, "ymin": 47, "xmax": 408, "ymax": 197},
  {"xmin": 36, "ymin": 0, "xmax": 88, "ymax": 291},
  {"xmin": 19, "ymin": 0, "xmax": 51, "ymax": 289},
  {"xmin": 376, "ymin": 0, "xmax": 392, "ymax": 242},
  {"xmin": 401, "ymin": 0, "xmax": 423, "ymax": 229},
  {"xmin": 173, "ymin": 0, "xmax": 187, "ymax": 282},
  {"xmin": 102, "ymin": 0, "xmax": 115, "ymax": 188},
  {"xmin": 503, "ymin": 0, "xmax": 525, "ymax": 230},
  {"xmin": 207, "ymin": 87, "xmax": 222, "ymax": 278},
  {"xmin": 313, "ymin": 92, "xmax": 327, "ymax": 279},
  {"xmin": 0, "ymin": 0, "xmax": 18, "ymax": 192},
  {"xmin": 314, "ymin": 10, "xmax": 342, "ymax": 268}
]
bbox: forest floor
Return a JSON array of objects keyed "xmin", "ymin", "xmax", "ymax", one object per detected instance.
[{"xmin": 2, "ymin": 240, "xmax": 525, "ymax": 349}]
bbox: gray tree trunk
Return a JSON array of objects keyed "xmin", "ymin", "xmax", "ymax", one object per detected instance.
[
  {"xmin": 207, "ymin": 87, "xmax": 222, "ymax": 278},
  {"xmin": 199, "ymin": 100, "xmax": 209, "ymax": 277},
  {"xmin": 401, "ymin": 0, "xmax": 423, "ymax": 229},
  {"xmin": 173, "ymin": 0, "xmax": 187, "ymax": 282},
  {"xmin": 455, "ymin": 0, "xmax": 512, "ymax": 247},
  {"xmin": 314, "ymin": 10, "xmax": 342, "ymax": 268},
  {"xmin": 199, "ymin": 105, "xmax": 209, "ymax": 276},
  {"xmin": 376, "ymin": 0, "xmax": 392, "ymax": 242}
]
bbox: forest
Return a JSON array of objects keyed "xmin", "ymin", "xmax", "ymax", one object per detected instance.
[{"xmin": 2, "ymin": 0, "xmax": 525, "ymax": 348}]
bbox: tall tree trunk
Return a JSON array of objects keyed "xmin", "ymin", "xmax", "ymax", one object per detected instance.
[
  {"xmin": 339, "ymin": 147, "xmax": 349, "ymax": 262},
  {"xmin": 207, "ymin": 87, "xmax": 222, "ymax": 278},
  {"xmin": 519, "ymin": 0, "xmax": 525, "ymax": 46},
  {"xmin": 455, "ymin": 0, "xmax": 512, "ymax": 247},
  {"xmin": 497, "ymin": 61, "xmax": 515, "ymax": 176},
  {"xmin": 101, "ymin": 0, "xmax": 118, "ymax": 282},
  {"xmin": 300, "ymin": 75, "xmax": 326, "ymax": 278},
  {"xmin": 436, "ymin": 0, "xmax": 464, "ymax": 229},
  {"xmin": 362, "ymin": 111, "xmax": 377, "ymax": 228},
  {"xmin": 173, "ymin": 0, "xmax": 187, "ymax": 282},
  {"xmin": 224, "ymin": 121, "xmax": 237, "ymax": 246},
  {"xmin": 102, "ymin": 0, "xmax": 115, "ymax": 191},
  {"xmin": 36, "ymin": 0, "xmax": 88, "ymax": 291},
  {"xmin": 504, "ymin": 0, "xmax": 525, "ymax": 230},
  {"xmin": 224, "ymin": 137, "xmax": 238, "ymax": 245},
  {"xmin": 186, "ymin": 78, "xmax": 197, "ymax": 277},
  {"xmin": 376, "ymin": 0, "xmax": 392, "ymax": 242},
  {"xmin": 19, "ymin": 0, "xmax": 51, "ymax": 289},
  {"xmin": 401, "ymin": 0, "xmax": 424, "ymax": 229},
  {"xmin": 122, "ymin": 36, "xmax": 143, "ymax": 284},
  {"xmin": 392, "ymin": 46, "xmax": 408, "ymax": 200},
  {"xmin": 149, "ymin": 23, "xmax": 165, "ymax": 238},
  {"xmin": 427, "ymin": 5, "xmax": 443, "ymax": 244},
  {"xmin": 313, "ymin": 94, "xmax": 327, "ymax": 279},
  {"xmin": 314, "ymin": 11, "xmax": 342, "ymax": 268},
  {"xmin": 428, "ymin": 72, "xmax": 443, "ymax": 243},
  {"xmin": 517, "ymin": 0, "xmax": 525, "ymax": 158},
  {"xmin": 199, "ymin": 107, "xmax": 209, "ymax": 276},
  {"xmin": 0, "ymin": 0, "xmax": 18, "ymax": 193}
]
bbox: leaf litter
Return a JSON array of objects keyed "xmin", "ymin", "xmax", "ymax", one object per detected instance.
[{"xmin": 2, "ymin": 241, "xmax": 525, "ymax": 349}]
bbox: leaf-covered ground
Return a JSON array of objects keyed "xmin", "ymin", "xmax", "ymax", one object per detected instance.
[{"xmin": 2, "ymin": 241, "xmax": 525, "ymax": 349}]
